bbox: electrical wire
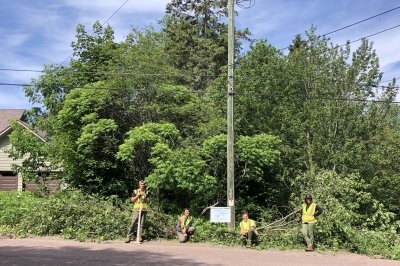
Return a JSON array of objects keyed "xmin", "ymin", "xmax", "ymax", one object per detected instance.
[
  {"xmin": 279, "ymin": 6, "xmax": 400, "ymax": 51},
  {"xmin": 0, "ymin": 70, "xmax": 397, "ymax": 90},
  {"xmin": 341, "ymin": 24, "xmax": 400, "ymax": 47},
  {"xmin": 101, "ymin": 0, "xmax": 129, "ymax": 27},
  {"xmin": 236, "ymin": 0, "xmax": 255, "ymax": 9},
  {"xmin": 1, "ymin": 22, "xmax": 399, "ymax": 81},
  {"xmin": 60, "ymin": 0, "xmax": 130, "ymax": 65},
  {"xmin": 321, "ymin": 6, "xmax": 400, "ymax": 37},
  {"xmin": 1, "ymin": 81, "xmax": 398, "ymax": 95}
]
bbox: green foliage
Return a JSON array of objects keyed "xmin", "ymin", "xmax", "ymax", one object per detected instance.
[
  {"xmin": 7, "ymin": 121, "xmax": 60, "ymax": 187},
  {"xmin": 202, "ymin": 133, "xmax": 282, "ymax": 210},
  {"xmin": 288, "ymin": 170, "xmax": 399, "ymax": 258},
  {"xmin": 54, "ymin": 83, "xmax": 126, "ymax": 195},
  {"xmin": 117, "ymin": 122, "xmax": 180, "ymax": 162},
  {"xmin": 163, "ymin": 0, "xmax": 249, "ymax": 90},
  {"xmin": 0, "ymin": 191, "xmax": 175, "ymax": 241},
  {"xmin": 13, "ymin": 4, "xmax": 400, "ymax": 259},
  {"xmin": 148, "ymin": 145, "xmax": 216, "ymax": 194},
  {"xmin": 191, "ymin": 219, "xmax": 238, "ymax": 245}
]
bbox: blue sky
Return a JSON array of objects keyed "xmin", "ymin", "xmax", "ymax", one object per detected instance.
[{"xmin": 1, "ymin": 0, "xmax": 399, "ymax": 108}]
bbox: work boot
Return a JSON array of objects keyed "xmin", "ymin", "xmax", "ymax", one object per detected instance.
[
  {"xmin": 305, "ymin": 245, "xmax": 313, "ymax": 251},
  {"xmin": 125, "ymin": 238, "xmax": 131, "ymax": 243}
]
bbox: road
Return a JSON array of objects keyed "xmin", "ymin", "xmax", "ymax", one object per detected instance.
[{"xmin": 0, "ymin": 237, "xmax": 399, "ymax": 266}]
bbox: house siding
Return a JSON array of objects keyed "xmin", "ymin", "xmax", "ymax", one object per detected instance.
[{"xmin": 0, "ymin": 134, "xmax": 23, "ymax": 171}]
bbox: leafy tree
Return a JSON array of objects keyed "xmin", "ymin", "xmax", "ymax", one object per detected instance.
[
  {"xmin": 117, "ymin": 122, "xmax": 215, "ymax": 212},
  {"xmin": 291, "ymin": 170, "xmax": 398, "ymax": 246},
  {"xmin": 53, "ymin": 82, "xmax": 124, "ymax": 195},
  {"xmin": 7, "ymin": 121, "xmax": 60, "ymax": 192},
  {"xmin": 202, "ymin": 133, "xmax": 281, "ymax": 215},
  {"xmin": 163, "ymin": 0, "xmax": 249, "ymax": 90}
]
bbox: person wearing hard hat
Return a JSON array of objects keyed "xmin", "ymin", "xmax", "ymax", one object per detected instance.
[
  {"xmin": 125, "ymin": 180, "xmax": 149, "ymax": 243},
  {"xmin": 239, "ymin": 211, "xmax": 258, "ymax": 246},
  {"xmin": 300, "ymin": 194, "xmax": 323, "ymax": 251},
  {"xmin": 176, "ymin": 208, "xmax": 196, "ymax": 243}
]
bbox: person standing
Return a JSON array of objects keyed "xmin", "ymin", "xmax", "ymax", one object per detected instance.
[
  {"xmin": 176, "ymin": 208, "xmax": 196, "ymax": 243},
  {"xmin": 125, "ymin": 180, "xmax": 149, "ymax": 243},
  {"xmin": 239, "ymin": 211, "xmax": 258, "ymax": 246},
  {"xmin": 300, "ymin": 194, "xmax": 323, "ymax": 251}
]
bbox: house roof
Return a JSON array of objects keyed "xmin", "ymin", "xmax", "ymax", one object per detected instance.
[
  {"xmin": 0, "ymin": 109, "xmax": 25, "ymax": 133},
  {"xmin": 0, "ymin": 109, "xmax": 46, "ymax": 142}
]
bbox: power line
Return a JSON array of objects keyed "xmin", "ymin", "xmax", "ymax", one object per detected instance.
[
  {"xmin": 60, "ymin": 0, "xmax": 130, "ymax": 65},
  {"xmin": 2, "ymin": 22, "xmax": 400, "ymax": 80},
  {"xmin": 1, "ymin": 81, "xmax": 398, "ymax": 92},
  {"xmin": 279, "ymin": 6, "xmax": 400, "ymax": 51},
  {"xmin": 321, "ymin": 6, "xmax": 400, "ymax": 37},
  {"xmin": 1, "ymin": 26, "xmax": 399, "ymax": 88},
  {"xmin": 0, "ymin": 69, "xmax": 397, "ymax": 89},
  {"xmin": 2, "ymin": 82, "xmax": 400, "ymax": 104},
  {"xmin": 0, "ymin": 68, "xmax": 43, "ymax": 73},
  {"xmin": 255, "ymin": 93, "xmax": 400, "ymax": 104},
  {"xmin": 236, "ymin": 0, "xmax": 255, "ymax": 9},
  {"xmin": 0, "ymin": 66, "xmax": 398, "ymax": 86},
  {"xmin": 343, "ymin": 24, "xmax": 400, "ymax": 46},
  {"xmin": 101, "ymin": 0, "xmax": 129, "ymax": 27}
]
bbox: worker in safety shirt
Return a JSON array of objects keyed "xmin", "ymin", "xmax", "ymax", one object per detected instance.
[
  {"xmin": 239, "ymin": 211, "xmax": 258, "ymax": 246},
  {"xmin": 176, "ymin": 208, "xmax": 196, "ymax": 243},
  {"xmin": 125, "ymin": 180, "xmax": 149, "ymax": 243},
  {"xmin": 300, "ymin": 194, "xmax": 323, "ymax": 251}
]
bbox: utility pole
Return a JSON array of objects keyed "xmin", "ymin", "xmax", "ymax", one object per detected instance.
[{"xmin": 227, "ymin": 0, "xmax": 235, "ymax": 230}]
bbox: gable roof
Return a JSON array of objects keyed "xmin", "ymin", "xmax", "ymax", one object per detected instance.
[
  {"xmin": 0, "ymin": 109, "xmax": 45, "ymax": 142},
  {"xmin": 0, "ymin": 109, "xmax": 25, "ymax": 133}
]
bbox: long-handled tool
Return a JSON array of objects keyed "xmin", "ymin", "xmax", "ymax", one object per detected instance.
[{"xmin": 136, "ymin": 198, "xmax": 143, "ymax": 244}]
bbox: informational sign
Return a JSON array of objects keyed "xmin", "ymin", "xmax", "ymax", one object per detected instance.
[
  {"xmin": 210, "ymin": 207, "xmax": 231, "ymax": 223},
  {"xmin": 228, "ymin": 196, "xmax": 234, "ymax": 207}
]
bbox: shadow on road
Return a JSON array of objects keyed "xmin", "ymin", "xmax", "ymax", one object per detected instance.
[{"xmin": 0, "ymin": 245, "xmax": 220, "ymax": 266}]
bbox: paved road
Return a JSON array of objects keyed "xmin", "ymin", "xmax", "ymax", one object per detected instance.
[{"xmin": 0, "ymin": 237, "xmax": 399, "ymax": 266}]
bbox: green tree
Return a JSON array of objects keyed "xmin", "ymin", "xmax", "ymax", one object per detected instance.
[
  {"xmin": 7, "ymin": 121, "xmax": 60, "ymax": 192},
  {"xmin": 163, "ymin": 0, "xmax": 249, "ymax": 90},
  {"xmin": 54, "ymin": 82, "xmax": 124, "ymax": 195},
  {"xmin": 202, "ymin": 133, "xmax": 281, "ymax": 215}
]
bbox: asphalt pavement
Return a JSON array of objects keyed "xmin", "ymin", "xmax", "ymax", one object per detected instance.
[{"xmin": 0, "ymin": 237, "xmax": 399, "ymax": 266}]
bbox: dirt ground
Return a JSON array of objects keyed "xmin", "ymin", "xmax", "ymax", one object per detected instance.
[{"xmin": 0, "ymin": 237, "xmax": 399, "ymax": 266}]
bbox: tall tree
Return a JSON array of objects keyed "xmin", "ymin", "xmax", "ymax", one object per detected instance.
[{"xmin": 163, "ymin": 0, "xmax": 249, "ymax": 90}]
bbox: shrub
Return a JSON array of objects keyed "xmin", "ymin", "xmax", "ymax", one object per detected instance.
[
  {"xmin": 0, "ymin": 190, "xmax": 176, "ymax": 241},
  {"xmin": 1, "ymin": 189, "xmax": 399, "ymax": 260}
]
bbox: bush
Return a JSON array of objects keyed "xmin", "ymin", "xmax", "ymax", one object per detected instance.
[
  {"xmin": 1, "ymin": 189, "xmax": 399, "ymax": 260},
  {"xmin": 191, "ymin": 219, "xmax": 237, "ymax": 245},
  {"xmin": 288, "ymin": 170, "xmax": 400, "ymax": 259},
  {"xmin": 0, "ymin": 190, "xmax": 175, "ymax": 241}
]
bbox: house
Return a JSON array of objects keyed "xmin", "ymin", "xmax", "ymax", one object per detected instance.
[{"xmin": 0, "ymin": 109, "xmax": 59, "ymax": 192}]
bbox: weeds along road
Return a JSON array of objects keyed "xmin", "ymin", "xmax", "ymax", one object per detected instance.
[{"xmin": 0, "ymin": 237, "xmax": 398, "ymax": 266}]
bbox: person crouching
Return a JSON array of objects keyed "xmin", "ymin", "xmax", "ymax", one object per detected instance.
[{"xmin": 176, "ymin": 208, "xmax": 195, "ymax": 243}]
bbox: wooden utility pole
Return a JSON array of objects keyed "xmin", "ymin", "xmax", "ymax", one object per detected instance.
[{"xmin": 227, "ymin": 0, "xmax": 235, "ymax": 230}]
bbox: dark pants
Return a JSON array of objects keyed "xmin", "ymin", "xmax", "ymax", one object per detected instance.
[
  {"xmin": 240, "ymin": 229, "xmax": 257, "ymax": 245},
  {"xmin": 127, "ymin": 211, "xmax": 147, "ymax": 241}
]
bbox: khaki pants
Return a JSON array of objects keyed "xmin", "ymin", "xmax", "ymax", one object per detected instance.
[
  {"xmin": 177, "ymin": 227, "xmax": 196, "ymax": 243},
  {"xmin": 301, "ymin": 223, "xmax": 315, "ymax": 247},
  {"xmin": 127, "ymin": 211, "xmax": 147, "ymax": 241}
]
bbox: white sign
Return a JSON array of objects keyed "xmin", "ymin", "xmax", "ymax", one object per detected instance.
[
  {"xmin": 228, "ymin": 196, "xmax": 234, "ymax": 207},
  {"xmin": 210, "ymin": 207, "xmax": 231, "ymax": 223}
]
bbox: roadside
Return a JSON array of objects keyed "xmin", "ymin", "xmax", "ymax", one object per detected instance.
[{"xmin": 0, "ymin": 237, "xmax": 399, "ymax": 266}]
